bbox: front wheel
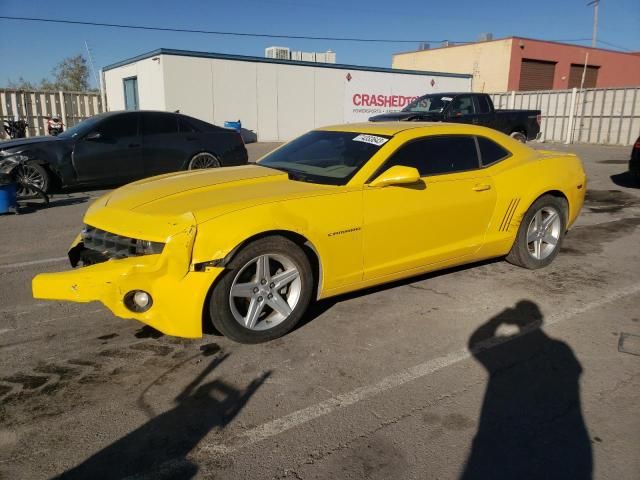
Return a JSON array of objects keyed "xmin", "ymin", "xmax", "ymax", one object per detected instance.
[
  {"xmin": 208, "ymin": 236, "xmax": 314, "ymax": 343},
  {"xmin": 188, "ymin": 152, "xmax": 221, "ymax": 170},
  {"xmin": 506, "ymin": 195, "xmax": 567, "ymax": 269},
  {"xmin": 15, "ymin": 163, "xmax": 50, "ymax": 198}
]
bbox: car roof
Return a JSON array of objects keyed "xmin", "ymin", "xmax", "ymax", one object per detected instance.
[{"xmin": 318, "ymin": 121, "xmax": 478, "ymax": 136}]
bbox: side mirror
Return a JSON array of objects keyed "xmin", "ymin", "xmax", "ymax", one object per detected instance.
[
  {"xmin": 85, "ymin": 131, "xmax": 102, "ymax": 141},
  {"xmin": 369, "ymin": 165, "xmax": 421, "ymax": 188}
]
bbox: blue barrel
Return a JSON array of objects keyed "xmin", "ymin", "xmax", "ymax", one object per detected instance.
[
  {"xmin": 0, "ymin": 182, "xmax": 17, "ymax": 214},
  {"xmin": 224, "ymin": 120, "xmax": 242, "ymax": 132}
]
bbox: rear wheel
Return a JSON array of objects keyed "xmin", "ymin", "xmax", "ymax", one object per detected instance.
[
  {"xmin": 15, "ymin": 163, "xmax": 50, "ymax": 198},
  {"xmin": 188, "ymin": 152, "xmax": 221, "ymax": 170},
  {"xmin": 510, "ymin": 131, "xmax": 527, "ymax": 143},
  {"xmin": 209, "ymin": 236, "xmax": 314, "ymax": 344},
  {"xmin": 506, "ymin": 195, "xmax": 567, "ymax": 269}
]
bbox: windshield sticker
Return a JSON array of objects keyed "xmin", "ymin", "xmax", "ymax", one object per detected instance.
[
  {"xmin": 441, "ymin": 96, "xmax": 453, "ymax": 101},
  {"xmin": 352, "ymin": 134, "xmax": 389, "ymax": 146}
]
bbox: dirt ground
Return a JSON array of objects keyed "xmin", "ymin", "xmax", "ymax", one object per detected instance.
[{"xmin": 0, "ymin": 141, "xmax": 639, "ymax": 479}]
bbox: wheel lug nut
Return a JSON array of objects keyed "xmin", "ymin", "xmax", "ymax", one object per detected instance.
[
  {"xmin": 261, "ymin": 279, "xmax": 267, "ymax": 285},
  {"xmin": 257, "ymin": 296, "xmax": 263, "ymax": 302},
  {"xmin": 267, "ymin": 293, "xmax": 273, "ymax": 299},
  {"xmin": 269, "ymin": 283, "xmax": 275, "ymax": 288},
  {"xmin": 253, "ymin": 287, "xmax": 259, "ymax": 293}
]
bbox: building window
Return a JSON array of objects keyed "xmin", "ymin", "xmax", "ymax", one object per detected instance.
[
  {"xmin": 123, "ymin": 77, "xmax": 139, "ymax": 111},
  {"xmin": 519, "ymin": 59, "xmax": 556, "ymax": 91},
  {"xmin": 568, "ymin": 64, "xmax": 599, "ymax": 89}
]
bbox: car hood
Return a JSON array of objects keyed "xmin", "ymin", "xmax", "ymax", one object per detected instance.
[
  {"xmin": 89, "ymin": 164, "xmax": 337, "ymax": 228},
  {"xmin": 0, "ymin": 135, "xmax": 65, "ymax": 152},
  {"xmin": 369, "ymin": 111, "xmax": 443, "ymax": 122}
]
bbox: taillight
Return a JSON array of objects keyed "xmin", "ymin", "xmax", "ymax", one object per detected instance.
[
  {"xmin": 536, "ymin": 114, "xmax": 542, "ymax": 125},
  {"xmin": 634, "ymin": 138, "xmax": 640, "ymax": 149}
]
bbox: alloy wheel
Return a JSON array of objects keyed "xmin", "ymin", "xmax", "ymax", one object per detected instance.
[
  {"xmin": 229, "ymin": 253, "xmax": 302, "ymax": 331},
  {"xmin": 526, "ymin": 206, "xmax": 561, "ymax": 260},
  {"xmin": 189, "ymin": 153, "xmax": 221, "ymax": 169},
  {"xmin": 16, "ymin": 164, "xmax": 46, "ymax": 198}
]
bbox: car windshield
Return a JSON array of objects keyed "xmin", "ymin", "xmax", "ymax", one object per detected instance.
[
  {"xmin": 402, "ymin": 94, "xmax": 452, "ymax": 113},
  {"xmin": 57, "ymin": 115, "xmax": 106, "ymax": 139},
  {"xmin": 258, "ymin": 130, "xmax": 390, "ymax": 185}
]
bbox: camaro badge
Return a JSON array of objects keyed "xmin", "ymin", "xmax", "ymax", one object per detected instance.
[{"xmin": 328, "ymin": 227, "xmax": 361, "ymax": 237}]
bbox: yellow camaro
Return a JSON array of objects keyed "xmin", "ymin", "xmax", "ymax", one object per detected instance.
[{"xmin": 33, "ymin": 123, "xmax": 586, "ymax": 343}]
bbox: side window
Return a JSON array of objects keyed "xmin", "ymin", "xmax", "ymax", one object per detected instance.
[
  {"xmin": 382, "ymin": 136, "xmax": 479, "ymax": 176},
  {"xmin": 477, "ymin": 136, "xmax": 510, "ymax": 166},
  {"xmin": 476, "ymin": 96, "xmax": 492, "ymax": 114},
  {"xmin": 141, "ymin": 113, "xmax": 178, "ymax": 136},
  {"xmin": 449, "ymin": 95, "xmax": 475, "ymax": 115},
  {"xmin": 178, "ymin": 117, "xmax": 198, "ymax": 133},
  {"xmin": 96, "ymin": 114, "xmax": 138, "ymax": 138}
]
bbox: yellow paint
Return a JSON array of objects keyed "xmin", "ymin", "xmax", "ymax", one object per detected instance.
[{"xmin": 32, "ymin": 122, "xmax": 586, "ymax": 338}]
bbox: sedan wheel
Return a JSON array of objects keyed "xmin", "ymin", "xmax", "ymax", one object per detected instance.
[
  {"xmin": 209, "ymin": 236, "xmax": 314, "ymax": 343},
  {"xmin": 15, "ymin": 163, "xmax": 49, "ymax": 198},
  {"xmin": 188, "ymin": 152, "xmax": 221, "ymax": 170}
]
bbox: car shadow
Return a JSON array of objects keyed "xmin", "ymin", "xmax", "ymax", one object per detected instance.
[
  {"xmin": 16, "ymin": 195, "xmax": 90, "ymax": 214},
  {"xmin": 55, "ymin": 351, "xmax": 270, "ymax": 479},
  {"xmin": 296, "ymin": 258, "xmax": 503, "ymax": 331},
  {"xmin": 460, "ymin": 300, "xmax": 592, "ymax": 480},
  {"xmin": 611, "ymin": 171, "xmax": 639, "ymax": 189}
]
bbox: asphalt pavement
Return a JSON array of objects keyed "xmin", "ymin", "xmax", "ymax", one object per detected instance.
[{"xmin": 0, "ymin": 141, "xmax": 639, "ymax": 479}]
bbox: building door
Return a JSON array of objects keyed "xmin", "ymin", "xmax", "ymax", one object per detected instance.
[
  {"xmin": 568, "ymin": 64, "xmax": 599, "ymax": 88},
  {"xmin": 123, "ymin": 77, "xmax": 139, "ymax": 110},
  {"xmin": 519, "ymin": 59, "xmax": 556, "ymax": 91}
]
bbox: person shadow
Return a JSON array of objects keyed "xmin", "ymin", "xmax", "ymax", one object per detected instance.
[
  {"xmin": 56, "ymin": 352, "xmax": 270, "ymax": 479},
  {"xmin": 460, "ymin": 300, "xmax": 592, "ymax": 480}
]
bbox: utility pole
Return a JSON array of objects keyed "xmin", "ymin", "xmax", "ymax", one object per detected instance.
[{"xmin": 587, "ymin": 0, "xmax": 599, "ymax": 48}]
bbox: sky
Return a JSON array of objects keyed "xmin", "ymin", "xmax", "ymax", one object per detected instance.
[{"xmin": 1, "ymin": 0, "xmax": 639, "ymax": 89}]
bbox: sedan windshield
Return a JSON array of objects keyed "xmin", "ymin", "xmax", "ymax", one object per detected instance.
[
  {"xmin": 57, "ymin": 114, "xmax": 108, "ymax": 139},
  {"xmin": 258, "ymin": 130, "xmax": 390, "ymax": 185},
  {"xmin": 402, "ymin": 94, "xmax": 452, "ymax": 113}
]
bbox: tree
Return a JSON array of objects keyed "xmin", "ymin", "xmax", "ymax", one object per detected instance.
[
  {"xmin": 47, "ymin": 54, "xmax": 91, "ymax": 91},
  {"xmin": 6, "ymin": 54, "xmax": 93, "ymax": 91},
  {"xmin": 6, "ymin": 76, "xmax": 36, "ymax": 90}
]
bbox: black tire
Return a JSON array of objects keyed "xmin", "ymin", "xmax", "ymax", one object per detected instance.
[
  {"xmin": 209, "ymin": 236, "xmax": 314, "ymax": 344},
  {"xmin": 510, "ymin": 131, "xmax": 527, "ymax": 143},
  {"xmin": 188, "ymin": 152, "xmax": 221, "ymax": 170},
  {"xmin": 506, "ymin": 195, "xmax": 567, "ymax": 269},
  {"xmin": 15, "ymin": 163, "xmax": 50, "ymax": 198}
]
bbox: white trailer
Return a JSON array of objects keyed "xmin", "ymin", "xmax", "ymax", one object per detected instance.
[{"xmin": 103, "ymin": 49, "xmax": 472, "ymax": 142}]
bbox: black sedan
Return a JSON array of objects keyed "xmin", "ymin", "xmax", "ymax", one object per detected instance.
[{"xmin": 0, "ymin": 111, "xmax": 248, "ymax": 194}]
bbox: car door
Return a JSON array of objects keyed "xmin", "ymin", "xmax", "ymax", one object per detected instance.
[
  {"xmin": 72, "ymin": 112, "xmax": 143, "ymax": 184},
  {"xmin": 362, "ymin": 135, "xmax": 497, "ymax": 280},
  {"xmin": 445, "ymin": 94, "xmax": 478, "ymax": 126},
  {"xmin": 473, "ymin": 95, "xmax": 496, "ymax": 129},
  {"xmin": 141, "ymin": 112, "xmax": 188, "ymax": 176}
]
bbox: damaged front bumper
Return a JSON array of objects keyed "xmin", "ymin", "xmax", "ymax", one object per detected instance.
[{"xmin": 31, "ymin": 211, "xmax": 223, "ymax": 338}]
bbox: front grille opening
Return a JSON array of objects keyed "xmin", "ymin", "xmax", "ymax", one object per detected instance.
[{"xmin": 81, "ymin": 225, "xmax": 164, "ymax": 260}]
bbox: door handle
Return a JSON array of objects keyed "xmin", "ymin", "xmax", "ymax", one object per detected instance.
[{"xmin": 472, "ymin": 184, "xmax": 491, "ymax": 192}]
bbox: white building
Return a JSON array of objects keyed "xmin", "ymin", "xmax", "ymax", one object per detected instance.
[{"xmin": 102, "ymin": 48, "xmax": 472, "ymax": 142}]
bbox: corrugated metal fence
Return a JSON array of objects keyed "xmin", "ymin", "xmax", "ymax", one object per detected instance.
[
  {"xmin": 0, "ymin": 89, "xmax": 103, "ymax": 139},
  {"xmin": 490, "ymin": 87, "xmax": 640, "ymax": 146}
]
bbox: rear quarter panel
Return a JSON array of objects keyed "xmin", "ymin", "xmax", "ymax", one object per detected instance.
[{"xmin": 478, "ymin": 148, "xmax": 586, "ymax": 258}]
